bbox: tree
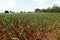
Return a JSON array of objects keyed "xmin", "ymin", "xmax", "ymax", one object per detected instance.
[
  {"xmin": 47, "ymin": 7, "xmax": 51, "ymax": 13},
  {"xmin": 51, "ymin": 5, "xmax": 60, "ymax": 13},
  {"xmin": 5, "ymin": 10, "xmax": 9, "ymax": 13},
  {"xmin": 41, "ymin": 9, "xmax": 47, "ymax": 12},
  {"xmin": 10, "ymin": 10, "xmax": 12, "ymax": 13},
  {"xmin": 35, "ymin": 8, "xmax": 40, "ymax": 13},
  {"xmin": 20, "ymin": 11, "xmax": 23, "ymax": 13},
  {"xmin": 34, "ymin": 5, "xmax": 60, "ymax": 13},
  {"xmin": 10, "ymin": 10, "xmax": 15, "ymax": 13}
]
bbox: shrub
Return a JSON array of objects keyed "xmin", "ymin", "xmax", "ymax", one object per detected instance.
[{"xmin": 5, "ymin": 10, "xmax": 9, "ymax": 13}]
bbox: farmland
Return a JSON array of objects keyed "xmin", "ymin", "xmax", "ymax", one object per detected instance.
[{"xmin": 0, "ymin": 13, "xmax": 60, "ymax": 40}]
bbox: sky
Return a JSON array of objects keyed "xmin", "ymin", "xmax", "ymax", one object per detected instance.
[{"xmin": 0, "ymin": 0, "xmax": 60, "ymax": 12}]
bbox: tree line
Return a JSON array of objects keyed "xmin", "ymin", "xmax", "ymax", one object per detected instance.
[
  {"xmin": 35, "ymin": 5, "xmax": 60, "ymax": 13},
  {"xmin": 4, "ymin": 5, "xmax": 60, "ymax": 13}
]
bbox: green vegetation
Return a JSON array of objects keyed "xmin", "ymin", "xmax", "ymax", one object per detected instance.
[
  {"xmin": 0, "ymin": 13, "xmax": 60, "ymax": 40},
  {"xmin": 35, "ymin": 5, "xmax": 60, "ymax": 13}
]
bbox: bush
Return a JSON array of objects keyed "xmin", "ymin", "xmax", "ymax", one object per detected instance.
[{"xmin": 5, "ymin": 10, "xmax": 9, "ymax": 13}]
